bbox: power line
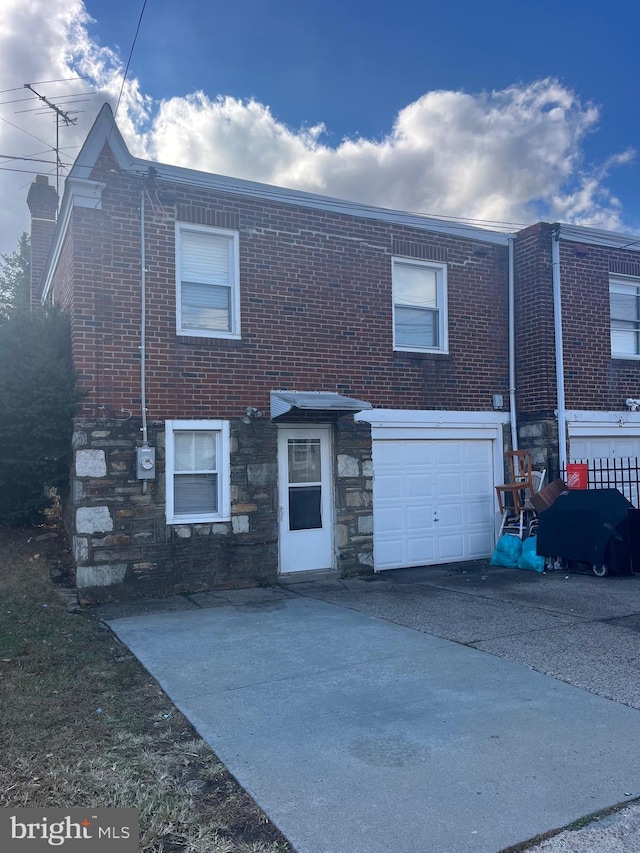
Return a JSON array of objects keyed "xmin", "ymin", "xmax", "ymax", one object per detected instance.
[
  {"xmin": 0, "ymin": 154, "xmax": 59, "ymax": 164},
  {"xmin": 114, "ymin": 0, "xmax": 148, "ymax": 120}
]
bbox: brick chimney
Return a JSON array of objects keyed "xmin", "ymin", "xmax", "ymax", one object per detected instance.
[{"xmin": 27, "ymin": 175, "xmax": 58, "ymax": 307}]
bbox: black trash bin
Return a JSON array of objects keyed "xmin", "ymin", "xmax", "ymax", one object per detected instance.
[{"xmin": 536, "ymin": 488, "xmax": 633, "ymax": 576}]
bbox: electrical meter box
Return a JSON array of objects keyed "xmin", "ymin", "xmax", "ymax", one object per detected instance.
[{"xmin": 136, "ymin": 445, "xmax": 156, "ymax": 479}]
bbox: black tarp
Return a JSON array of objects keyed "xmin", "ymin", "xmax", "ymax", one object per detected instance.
[{"xmin": 536, "ymin": 488, "xmax": 633, "ymax": 574}]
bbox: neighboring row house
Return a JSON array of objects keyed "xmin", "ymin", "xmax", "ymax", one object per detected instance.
[{"xmin": 28, "ymin": 104, "xmax": 640, "ymax": 600}]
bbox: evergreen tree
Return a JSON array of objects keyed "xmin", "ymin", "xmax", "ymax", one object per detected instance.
[
  {"xmin": 0, "ymin": 232, "xmax": 30, "ymax": 322},
  {"xmin": 0, "ymin": 235, "xmax": 82, "ymax": 525}
]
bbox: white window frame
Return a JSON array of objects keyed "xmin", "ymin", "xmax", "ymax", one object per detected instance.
[
  {"xmin": 165, "ymin": 419, "xmax": 231, "ymax": 524},
  {"xmin": 610, "ymin": 275, "xmax": 640, "ymax": 360},
  {"xmin": 175, "ymin": 222, "xmax": 241, "ymax": 339},
  {"xmin": 392, "ymin": 257, "xmax": 448, "ymax": 354}
]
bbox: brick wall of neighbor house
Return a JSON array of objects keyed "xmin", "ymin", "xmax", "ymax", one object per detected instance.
[
  {"xmin": 69, "ymin": 413, "xmax": 372, "ymax": 600},
  {"xmin": 43, "ymin": 147, "xmax": 509, "ymax": 598},
  {"xmin": 513, "ymin": 223, "xmax": 558, "ymax": 470},
  {"xmin": 514, "ymin": 226, "xmax": 640, "ymax": 473},
  {"xmin": 559, "ymin": 240, "xmax": 640, "ymax": 411}
]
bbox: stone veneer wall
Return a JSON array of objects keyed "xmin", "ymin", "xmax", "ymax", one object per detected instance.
[
  {"xmin": 69, "ymin": 414, "xmax": 374, "ymax": 601},
  {"xmin": 517, "ymin": 416, "xmax": 560, "ymax": 478}
]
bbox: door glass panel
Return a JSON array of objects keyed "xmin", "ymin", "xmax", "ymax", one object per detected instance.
[
  {"xmin": 288, "ymin": 439, "xmax": 321, "ymax": 483},
  {"xmin": 289, "ymin": 485, "xmax": 322, "ymax": 530}
]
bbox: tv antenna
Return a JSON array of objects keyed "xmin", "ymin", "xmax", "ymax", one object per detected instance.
[{"xmin": 23, "ymin": 83, "xmax": 79, "ymax": 199}]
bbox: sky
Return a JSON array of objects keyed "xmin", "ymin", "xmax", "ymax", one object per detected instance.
[{"xmin": 1, "ymin": 0, "xmax": 639, "ymax": 257}]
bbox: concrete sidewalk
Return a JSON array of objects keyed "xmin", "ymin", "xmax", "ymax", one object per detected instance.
[{"xmin": 106, "ymin": 579, "xmax": 640, "ymax": 853}]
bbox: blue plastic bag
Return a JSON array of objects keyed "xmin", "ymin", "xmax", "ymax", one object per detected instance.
[
  {"xmin": 489, "ymin": 534, "xmax": 523, "ymax": 568},
  {"xmin": 517, "ymin": 536, "xmax": 545, "ymax": 573}
]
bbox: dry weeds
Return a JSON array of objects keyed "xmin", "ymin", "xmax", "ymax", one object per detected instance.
[{"xmin": 0, "ymin": 524, "xmax": 293, "ymax": 852}]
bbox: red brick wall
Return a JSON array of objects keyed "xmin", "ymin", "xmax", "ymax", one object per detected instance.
[
  {"xmin": 560, "ymin": 241, "xmax": 640, "ymax": 410},
  {"xmin": 515, "ymin": 224, "xmax": 640, "ymax": 419},
  {"xmin": 514, "ymin": 223, "xmax": 556, "ymax": 417},
  {"xmin": 49, "ymin": 157, "xmax": 510, "ymax": 419}
]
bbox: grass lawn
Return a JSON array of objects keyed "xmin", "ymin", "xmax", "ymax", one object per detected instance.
[{"xmin": 0, "ymin": 523, "xmax": 293, "ymax": 853}]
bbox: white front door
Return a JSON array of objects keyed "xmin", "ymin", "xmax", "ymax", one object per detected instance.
[{"xmin": 278, "ymin": 427, "xmax": 333, "ymax": 573}]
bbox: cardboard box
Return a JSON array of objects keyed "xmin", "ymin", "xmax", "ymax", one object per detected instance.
[{"xmin": 529, "ymin": 478, "xmax": 569, "ymax": 514}]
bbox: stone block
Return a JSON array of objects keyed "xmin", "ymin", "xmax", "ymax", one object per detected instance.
[
  {"xmin": 73, "ymin": 536, "xmax": 89, "ymax": 563},
  {"xmin": 247, "ymin": 463, "xmax": 277, "ymax": 486},
  {"xmin": 337, "ymin": 523, "xmax": 349, "ymax": 548},
  {"xmin": 76, "ymin": 450, "xmax": 107, "ymax": 477},
  {"xmin": 72, "ymin": 430, "xmax": 87, "ymax": 449},
  {"xmin": 232, "ymin": 502, "xmax": 258, "ymax": 513},
  {"xmin": 76, "ymin": 505, "xmax": 113, "ymax": 534},
  {"xmin": 174, "ymin": 526, "xmax": 192, "ymax": 538},
  {"xmin": 338, "ymin": 455, "xmax": 359, "ymax": 477},
  {"xmin": 357, "ymin": 514, "xmax": 374, "ymax": 535},
  {"xmin": 362, "ymin": 460, "xmax": 373, "ymax": 478},
  {"xmin": 211, "ymin": 523, "xmax": 230, "ymax": 535},
  {"xmin": 232, "ymin": 515, "xmax": 250, "ymax": 534},
  {"xmin": 194, "ymin": 524, "xmax": 212, "ymax": 535},
  {"xmin": 346, "ymin": 491, "xmax": 363, "ymax": 507},
  {"xmin": 358, "ymin": 551, "xmax": 374, "ymax": 567},
  {"xmin": 76, "ymin": 563, "xmax": 127, "ymax": 588}
]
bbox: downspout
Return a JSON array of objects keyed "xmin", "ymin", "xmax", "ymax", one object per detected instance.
[
  {"xmin": 551, "ymin": 225, "xmax": 567, "ymax": 472},
  {"xmin": 508, "ymin": 236, "xmax": 518, "ymax": 451},
  {"xmin": 140, "ymin": 190, "xmax": 149, "ymax": 491}
]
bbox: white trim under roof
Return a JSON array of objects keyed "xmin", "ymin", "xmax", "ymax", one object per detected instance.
[{"xmin": 557, "ymin": 223, "xmax": 640, "ymax": 252}]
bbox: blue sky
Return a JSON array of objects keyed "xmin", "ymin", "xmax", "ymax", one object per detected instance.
[{"xmin": 1, "ymin": 0, "xmax": 639, "ymax": 254}]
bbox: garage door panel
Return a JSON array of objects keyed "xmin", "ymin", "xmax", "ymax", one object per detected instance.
[
  {"xmin": 436, "ymin": 443, "xmax": 462, "ymax": 464},
  {"xmin": 466, "ymin": 499, "xmax": 493, "ymax": 525},
  {"xmin": 436, "ymin": 535, "xmax": 465, "ymax": 560},
  {"xmin": 436, "ymin": 504, "xmax": 463, "ymax": 527},
  {"xmin": 436, "ymin": 472, "xmax": 463, "ymax": 496},
  {"xmin": 375, "ymin": 507, "xmax": 404, "ymax": 533},
  {"xmin": 406, "ymin": 507, "xmax": 434, "ymax": 532},
  {"xmin": 406, "ymin": 474, "xmax": 434, "ymax": 498},
  {"xmin": 376, "ymin": 539, "xmax": 407, "ymax": 568},
  {"xmin": 464, "ymin": 441, "xmax": 494, "ymax": 464},
  {"xmin": 466, "ymin": 471, "xmax": 493, "ymax": 495},
  {"xmin": 467, "ymin": 531, "xmax": 495, "ymax": 556},
  {"xmin": 407, "ymin": 538, "xmax": 436, "ymax": 563},
  {"xmin": 373, "ymin": 437, "xmax": 496, "ymax": 570},
  {"xmin": 376, "ymin": 473, "xmax": 404, "ymax": 500}
]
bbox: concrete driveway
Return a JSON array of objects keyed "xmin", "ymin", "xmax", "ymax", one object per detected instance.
[{"xmin": 104, "ymin": 563, "xmax": 640, "ymax": 853}]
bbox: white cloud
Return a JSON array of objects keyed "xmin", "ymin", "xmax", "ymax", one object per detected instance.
[{"xmin": 0, "ymin": 0, "xmax": 635, "ymax": 256}]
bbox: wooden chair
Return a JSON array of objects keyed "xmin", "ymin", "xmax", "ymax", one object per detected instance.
[{"xmin": 495, "ymin": 450, "xmax": 538, "ymax": 539}]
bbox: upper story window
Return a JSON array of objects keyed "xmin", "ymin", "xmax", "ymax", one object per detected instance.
[
  {"xmin": 165, "ymin": 420, "xmax": 231, "ymax": 524},
  {"xmin": 176, "ymin": 223, "xmax": 240, "ymax": 339},
  {"xmin": 392, "ymin": 258, "xmax": 448, "ymax": 353},
  {"xmin": 610, "ymin": 277, "xmax": 640, "ymax": 358}
]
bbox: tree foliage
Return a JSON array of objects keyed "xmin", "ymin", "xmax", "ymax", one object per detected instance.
[
  {"xmin": 0, "ymin": 237, "xmax": 82, "ymax": 525},
  {"xmin": 0, "ymin": 232, "xmax": 30, "ymax": 323}
]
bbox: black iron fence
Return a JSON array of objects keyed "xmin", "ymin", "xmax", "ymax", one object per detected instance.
[{"xmin": 559, "ymin": 458, "xmax": 640, "ymax": 508}]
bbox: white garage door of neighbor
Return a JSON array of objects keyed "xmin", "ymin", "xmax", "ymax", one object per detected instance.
[
  {"xmin": 373, "ymin": 438, "xmax": 496, "ymax": 570},
  {"xmin": 570, "ymin": 436, "xmax": 640, "ymax": 461}
]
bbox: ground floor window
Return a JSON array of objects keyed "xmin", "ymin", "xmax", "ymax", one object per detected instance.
[{"xmin": 165, "ymin": 420, "xmax": 231, "ymax": 523}]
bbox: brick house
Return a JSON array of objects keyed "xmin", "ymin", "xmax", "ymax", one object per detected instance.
[
  {"xmin": 514, "ymin": 222, "xmax": 640, "ymax": 479},
  {"xmin": 29, "ymin": 104, "xmax": 640, "ymax": 599},
  {"xmin": 29, "ymin": 104, "xmax": 517, "ymax": 599}
]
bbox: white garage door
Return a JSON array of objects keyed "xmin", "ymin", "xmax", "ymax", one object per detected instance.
[
  {"xmin": 570, "ymin": 436, "xmax": 640, "ymax": 460},
  {"xmin": 569, "ymin": 435, "xmax": 640, "ymax": 506},
  {"xmin": 373, "ymin": 438, "xmax": 496, "ymax": 570}
]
